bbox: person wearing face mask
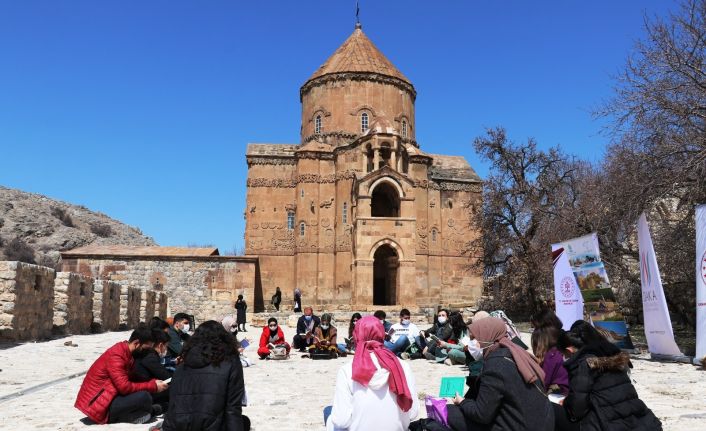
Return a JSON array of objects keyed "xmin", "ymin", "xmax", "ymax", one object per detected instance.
[
  {"xmin": 133, "ymin": 330, "xmax": 173, "ymax": 412},
  {"xmin": 258, "ymin": 317, "xmax": 290, "ymax": 359},
  {"xmin": 167, "ymin": 313, "xmax": 191, "ymax": 360},
  {"xmin": 338, "ymin": 312, "xmax": 362, "ymax": 355},
  {"xmin": 412, "ymin": 309, "xmax": 453, "ymax": 361},
  {"xmin": 311, "ymin": 313, "xmax": 339, "ymax": 357},
  {"xmin": 293, "ymin": 306, "xmax": 321, "ymax": 352},
  {"xmin": 423, "ymin": 317, "xmax": 553, "ymax": 431},
  {"xmin": 385, "ymin": 309, "xmax": 420, "ymax": 357},
  {"xmin": 75, "ymin": 325, "xmax": 169, "ymax": 425}
]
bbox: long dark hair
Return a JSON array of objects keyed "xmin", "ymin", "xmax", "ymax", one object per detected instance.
[
  {"xmin": 558, "ymin": 320, "xmax": 620, "ymax": 357},
  {"xmin": 348, "ymin": 312, "xmax": 362, "ymax": 338},
  {"xmin": 449, "ymin": 311, "xmax": 466, "ymax": 339},
  {"xmin": 181, "ymin": 320, "xmax": 240, "ymax": 366},
  {"xmin": 531, "ymin": 326, "xmax": 562, "ymax": 363},
  {"xmin": 530, "ymin": 308, "xmax": 563, "ymax": 331}
]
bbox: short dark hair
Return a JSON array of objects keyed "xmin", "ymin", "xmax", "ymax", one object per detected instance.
[
  {"xmin": 400, "ymin": 308, "xmax": 411, "ymax": 317},
  {"xmin": 149, "ymin": 317, "xmax": 169, "ymax": 331},
  {"xmin": 129, "ymin": 325, "xmax": 155, "ymax": 344},
  {"xmin": 174, "ymin": 313, "xmax": 190, "ymax": 323},
  {"xmin": 152, "ymin": 329, "xmax": 170, "ymax": 344},
  {"xmin": 267, "ymin": 317, "xmax": 278, "ymax": 325},
  {"xmin": 373, "ymin": 310, "xmax": 386, "ymax": 319}
]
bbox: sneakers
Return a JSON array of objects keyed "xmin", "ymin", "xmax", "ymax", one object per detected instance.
[
  {"xmin": 444, "ymin": 358, "xmax": 453, "ymax": 366},
  {"xmin": 129, "ymin": 413, "xmax": 152, "ymax": 424},
  {"xmin": 400, "ymin": 352, "xmax": 411, "ymax": 360}
]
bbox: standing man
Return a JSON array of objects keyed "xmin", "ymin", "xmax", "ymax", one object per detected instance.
[
  {"xmin": 235, "ymin": 294, "xmax": 248, "ymax": 332},
  {"xmin": 292, "ymin": 306, "xmax": 320, "ymax": 352},
  {"xmin": 75, "ymin": 326, "xmax": 169, "ymax": 424},
  {"xmin": 385, "ymin": 309, "xmax": 420, "ymax": 357},
  {"xmin": 167, "ymin": 313, "xmax": 191, "ymax": 359}
]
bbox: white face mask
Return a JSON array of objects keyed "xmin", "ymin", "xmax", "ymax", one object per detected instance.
[
  {"xmin": 437, "ymin": 316, "xmax": 447, "ymax": 325},
  {"xmin": 159, "ymin": 347, "xmax": 167, "ymax": 358},
  {"xmin": 401, "ymin": 319, "xmax": 410, "ymax": 326},
  {"xmin": 321, "ymin": 324, "xmax": 329, "ymax": 330},
  {"xmin": 182, "ymin": 324, "xmax": 190, "ymax": 333}
]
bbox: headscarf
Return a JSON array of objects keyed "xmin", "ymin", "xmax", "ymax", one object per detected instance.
[
  {"xmin": 470, "ymin": 317, "xmax": 545, "ymax": 385},
  {"xmin": 351, "ymin": 316, "xmax": 413, "ymax": 412},
  {"xmin": 467, "ymin": 310, "xmax": 489, "ymax": 334},
  {"xmin": 267, "ymin": 317, "xmax": 278, "ymax": 337},
  {"xmin": 490, "ymin": 310, "xmax": 521, "ymax": 339},
  {"xmin": 221, "ymin": 315, "xmax": 237, "ymax": 333}
]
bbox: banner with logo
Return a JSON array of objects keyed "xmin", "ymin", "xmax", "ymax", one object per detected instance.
[
  {"xmin": 695, "ymin": 205, "xmax": 706, "ymax": 362},
  {"xmin": 552, "ymin": 247, "xmax": 584, "ymax": 330},
  {"xmin": 637, "ymin": 213, "xmax": 682, "ymax": 356},
  {"xmin": 552, "ymin": 233, "xmax": 634, "ymax": 349}
]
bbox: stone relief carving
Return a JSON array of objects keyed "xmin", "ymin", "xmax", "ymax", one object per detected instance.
[
  {"xmin": 252, "ymin": 223, "xmax": 259, "ymax": 229},
  {"xmin": 247, "ymin": 171, "xmax": 357, "ymax": 188},
  {"xmin": 247, "ymin": 157, "xmax": 296, "ymax": 166},
  {"xmin": 247, "ymin": 178, "xmax": 296, "ymax": 188},
  {"xmin": 285, "ymin": 203, "xmax": 297, "ymax": 212},
  {"xmin": 447, "ymin": 219, "xmax": 455, "ymax": 227},
  {"xmin": 320, "ymin": 218, "xmax": 331, "ymax": 228},
  {"xmin": 319, "ymin": 197, "xmax": 334, "ymax": 208},
  {"xmin": 301, "ymin": 72, "xmax": 416, "ymax": 99},
  {"xmin": 250, "ymin": 206, "xmax": 256, "ymax": 213},
  {"xmin": 429, "ymin": 199, "xmax": 436, "ymax": 208}
]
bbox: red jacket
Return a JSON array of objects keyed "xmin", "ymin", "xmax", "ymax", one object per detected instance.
[
  {"xmin": 258, "ymin": 326, "xmax": 286, "ymax": 354},
  {"xmin": 74, "ymin": 341, "xmax": 157, "ymax": 424}
]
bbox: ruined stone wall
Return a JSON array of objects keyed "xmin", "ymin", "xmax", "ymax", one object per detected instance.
[
  {"xmin": 62, "ymin": 257, "xmax": 257, "ymax": 323},
  {"xmin": 121, "ymin": 285, "xmax": 141, "ymax": 329},
  {"xmin": 0, "ymin": 261, "xmax": 55, "ymax": 340},
  {"xmin": 93, "ymin": 280, "xmax": 120, "ymax": 331},
  {"xmin": 156, "ymin": 292, "xmax": 167, "ymax": 319},
  {"xmin": 54, "ymin": 272, "xmax": 94, "ymax": 335}
]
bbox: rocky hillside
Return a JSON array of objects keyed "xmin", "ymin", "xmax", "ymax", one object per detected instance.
[{"xmin": 0, "ymin": 186, "xmax": 156, "ymax": 268}]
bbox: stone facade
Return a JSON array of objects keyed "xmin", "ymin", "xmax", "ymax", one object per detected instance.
[
  {"xmin": 53, "ymin": 271, "xmax": 94, "ymax": 335},
  {"xmin": 0, "ymin": 261, "xmax": 55, "ymax": 341},
  {"xmin": 93, "ymin": 280, "xmax": 121, "ymax": 331},
  {"xmin": 121, "ymin": 285, "xmax": 141, "ymax": 329},
  {"xmin": 244, "ymin": 25, "xmax": 483, "ymax": 309},
  {"xmin": 61, "ymin": 246, "xmax": 259, "ymax": 322}
]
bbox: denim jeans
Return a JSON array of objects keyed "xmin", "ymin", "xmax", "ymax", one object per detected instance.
[
  {"xmin": 323, "ymin": 405, "xmax": 333, "ymax": 425},
  {"xmin": 384, "ymin": 336, "xmax": 410, "ymax": 356}
]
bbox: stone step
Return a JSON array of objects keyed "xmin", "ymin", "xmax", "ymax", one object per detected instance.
[{"xmin": 249, "ymin": 310, "xmax": 431, "ymax": 328}]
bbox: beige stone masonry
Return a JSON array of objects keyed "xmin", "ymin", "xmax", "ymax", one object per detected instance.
[
  {"xmin": 0, "ymin": 261, "xmax": 55, "ymax": 340},
  {"xmin": 53, "ymin": 271, "xmax": 94, "ymax": 335}
]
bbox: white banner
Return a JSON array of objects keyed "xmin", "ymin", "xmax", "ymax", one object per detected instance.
[
  {"xmin": 553, "ymin": 248, "xmax": 584, "ymax": 330},
  {"xmin": 695, "ymin": 205, "xmax": 706, "ymax": 361},
  {"xmin": 637, "ymin": 213, "xmax": 682, "ymax": 356}
]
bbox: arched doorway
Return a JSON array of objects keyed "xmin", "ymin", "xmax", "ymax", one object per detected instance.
[
  {"xmin": 373, "ymin": 244, "xmax": 399, "ymax": 305},
  {"xmin": 371, "ymin": 182, "xmax": 400, "ymax": 217}
]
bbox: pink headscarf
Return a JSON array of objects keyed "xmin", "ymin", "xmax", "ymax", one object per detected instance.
[
  {"xmin": 470, "ymin": 317, "xmax": 545, "ymax": 385},
  {"xmin": 351, "ymin": 316, "xmax": 413, "ymax": 412}
]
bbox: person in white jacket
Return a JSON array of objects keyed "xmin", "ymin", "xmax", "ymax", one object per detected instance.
[{"xmin": 325, "ymin": 315, "xmax": 419, "ymax": 431}]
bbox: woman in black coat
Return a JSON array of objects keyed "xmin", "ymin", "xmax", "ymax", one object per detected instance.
[
  {"xmin": 554, "ymin": 320, "xmax": 661, "ymax": 431},
  {"xmin": 424, "ymin": 317, "xmax": 553, "ymax": 431},
  {"xmin": 162, "ymin": 320, "xmax": 250, "ymax": 431},
  {"xmin": 234, "ymin": 295, "xmax": 247, "ymax": 332}
]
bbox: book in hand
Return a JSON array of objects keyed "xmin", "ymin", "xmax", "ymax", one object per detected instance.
[
  {"xmin": 438, "ymin": 376, "xmax": 466, "ymax": 398},
  {"xmin": 239, "ymin": 339, "xmax": 250, "ymax": 349},
  {"xmin": 429, "ymin": 334, "xmax": 440, "ymax": 343},
  {"xmin": 548, "ymin": 393, "xmax": 566, "ymax": 405},
  {"xmin": 163, "ymin": 377, "xmax": 172, "ymax": 384}
]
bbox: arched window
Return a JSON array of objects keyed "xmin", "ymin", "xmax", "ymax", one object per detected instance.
[
  {"xmin": 299, "ymin": 222, "xmax": 305, "ymax": 237},
  {"xmin": 371, "ymin": 182, "xmax": 400, "ymax": 217},
  {"xmin": 361, "ymin": 112, "xmax": 369, "ymax": 133},
  {"xmin": 431, "ymin": 228, "xmax": 437, "ymax": 242},
  {"xmin": 315, "ymin": 115, "xmax": 322, "ymax": 134},
  {"xmin": 342, "ymin": 202, "xmax": 348, "ymax": 224},
  {"xmin": 379, "ymin": 143, "xmax": 391, "ymax": 169},
  {"xmin": 401, "ymin": 149, "xmax": 409, "ymax": 174},
  {"xmin": 287, "ymin": 212, "xmax": 295, "ymax": 230},
  {"xmin": 401, "ymin": 120, "xmax": 408, "ymax": 138}
]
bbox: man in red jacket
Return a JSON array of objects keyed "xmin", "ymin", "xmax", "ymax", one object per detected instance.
[{"xmin": 75, "ymin": 326, "xmax": 169, "ymax": 424}]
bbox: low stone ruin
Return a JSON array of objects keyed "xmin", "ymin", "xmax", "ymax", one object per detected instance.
[
  {"xmin": 53, "ymin": 271, "xmax": 94, "ymax": 335},
  {"xmin": 0, "ymin": 261, "xmax": 55, "ymax": 341}
]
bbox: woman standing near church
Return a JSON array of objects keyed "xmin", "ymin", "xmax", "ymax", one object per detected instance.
[{"xmin": 235, "ymin": 295, "xmax": 247, "ymax": 332}]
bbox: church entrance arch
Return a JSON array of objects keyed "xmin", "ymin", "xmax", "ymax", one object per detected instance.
[
  {"xmin": 373, "ymin": 244, "xmax": 399, "ymax": 305},
  {"xmin": 371, "ymin": 181, "xmax": 400, "ymax": 217}
]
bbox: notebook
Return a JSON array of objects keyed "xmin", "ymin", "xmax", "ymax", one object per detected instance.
[
  {"xmin": 438, "ymin": 376, "xmax": 466, "ymax": 398},
  {"xmin": 240, "ymin": 339, "xmax": 250, "ymax": 349}
]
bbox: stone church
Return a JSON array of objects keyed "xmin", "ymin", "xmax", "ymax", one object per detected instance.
[{"xmin": 245, "ymin": 24, "xmax": 482, "ymax": 309}]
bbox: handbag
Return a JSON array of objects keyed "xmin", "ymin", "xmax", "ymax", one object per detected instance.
[
  {"xmin": 424, "ymin": 395, "xmax": 449, "ymax": 426},
  {"xmin": 269, "ymin": 345, "xmax": 289, "ymax": 360}
]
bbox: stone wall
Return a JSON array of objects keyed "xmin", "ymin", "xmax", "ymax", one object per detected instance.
[
  {"xmin": 93, "ymin": 280, "xmax": 121, "ymax": 331},
  {"xmin": 121, "ymin": 285, "xmax": 141, "ymax": 329},
  {"xmin": 53, "ymin": 272, "xmax": 94, "ymax": 335},
  {"xmin": 62, "ymin": 256, "xmax": 258, "ymax": 323},
  {"xmin": 0, "ymin": 261, "xmax": 55, "ymax": 341}
]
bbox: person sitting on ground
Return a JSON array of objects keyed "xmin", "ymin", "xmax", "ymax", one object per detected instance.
[
  {"xmin": 74, "ymin": 325, "xmax": 169, "ymax": 425},
  {"xmin": 150, "ymin": 317, "xmax": 177, "ymax": 370},
  {"xmin": 374, "ymin": 310, "xmax": 392, "ymax": 333},
  {"xmin": 416, "ymin": 309, "xmax": 453, "ymax": 360},
  {"xmin": 424, "ymin": 316, "xmax": 554, "ymax": 431},
  {"xmin": 325, "ymin": 315, "xmax": 419, "ymax": 431},
  {"xmin": 489, "ymin": 310, "xmax": 527, "ymax": 349},
  {"xmin": 222, "ymin": 315, "xmax": 257, "ymax": 367},
  {"xmin": 258, "ymin": 317, "xmax": 290, "ymax": 359},
  {"xmin": 133, "ymin": 329, "xmax": 173, "ymax": 412},
  {"xmin": 553, "ymin": 320, "xmax": 662, "ymax": 431},
  {"xmin": 150, "ymin": 317, "xmax": 170, "ymax": 332},
  {"xmin": 235, "ymin": 294, "xmax": 248, "ymax": 332},
  {"xmin": 311, "ymin": 313, "xmax": 339, "ymax": 357},
  {"xmin": 271, "ymin": 286, "xmax": 282, "ymax": 311},
  {"xmin": 338, "ymin": 312, "xmax": 362, "ymax": 355},
  {"xmin": 167, "ymin": 313, "xmax": 191, "ymax": 359},
  {"xmin": 293, "ymin": 306, "xmax": 321, "ymax": 352},
  {"xmin": 162, "ymin": 320, "xmax": 250, "ymax": 431},
  {"xmin": 462, "ymin": 311, "xmax": 489, "ymax": 399},
  {"xmin": 385, "ymin": 309, "xmax": 420, "ymax": 357},
  {"xmin": 429, "ymin": 311, "xmax": 469, "ymax": 365},
  {"xmin": 293, "ymin": 288, "xmax": 302, "ymax": 312},
  {"xmin": 531, "ymin": 325, "xmax": 569, "ymax": 395}
]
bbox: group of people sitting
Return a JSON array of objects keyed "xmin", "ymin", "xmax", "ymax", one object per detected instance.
[{"xmin": 75, "ymin": 312, "xmax": 251, "ymax": 430}]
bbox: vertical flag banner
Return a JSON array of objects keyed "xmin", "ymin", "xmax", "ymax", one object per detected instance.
[
  {"xmin": 695, "ymin": 205, "xmax": 706, "ymax": 362},
  {"xmin": 552, "ymin": 248, "xmax": 584, "ymax": 329},
  {"xmin": 553, "ymin": 233, "xmax": 634, "ymax": 349},
  {"xmin": 637, "ymin": 213, "xmax": 682, "ymax": 356}
]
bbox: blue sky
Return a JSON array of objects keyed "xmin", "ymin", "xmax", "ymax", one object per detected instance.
[{"xmin": 0, "ymin": 1, "xmax": 676, "ymax": 252}]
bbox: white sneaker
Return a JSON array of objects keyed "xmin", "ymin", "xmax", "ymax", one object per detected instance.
[{"xmin": 401, "ymin": 352, "xmax": 411, "ymax": 360}]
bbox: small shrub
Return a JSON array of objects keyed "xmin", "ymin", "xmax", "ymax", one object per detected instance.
[
  {"xmin": 37, "ymin": 253, "xmax": 59, "ymax": 270},
  {"xmin": 90, "ymin": 222, "xmax": 113, "ymax": 238},
  {"xmin": 51, "ymin": 207, "xmax": 74, "ymax": 227},
  {"xmin": 4, "ymin": 237, "xmax": 36, "ymax": 264}
]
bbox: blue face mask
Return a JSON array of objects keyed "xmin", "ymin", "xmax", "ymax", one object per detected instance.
[{"xmin": 304, "ymin": 315, "xmax": 312, "ymax": 321}]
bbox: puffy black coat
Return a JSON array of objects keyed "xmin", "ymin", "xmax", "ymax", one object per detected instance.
[
  {"xmin": 162, "ymin": 346, "xmax": 246, "ymax": 431},
  {"xmin": 449, "ymin": 347, "xmax": 554, "ymax": 431},
  {"xmin": 562, "ymin": 350, "xmax": 662, "ymax": 431}
]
